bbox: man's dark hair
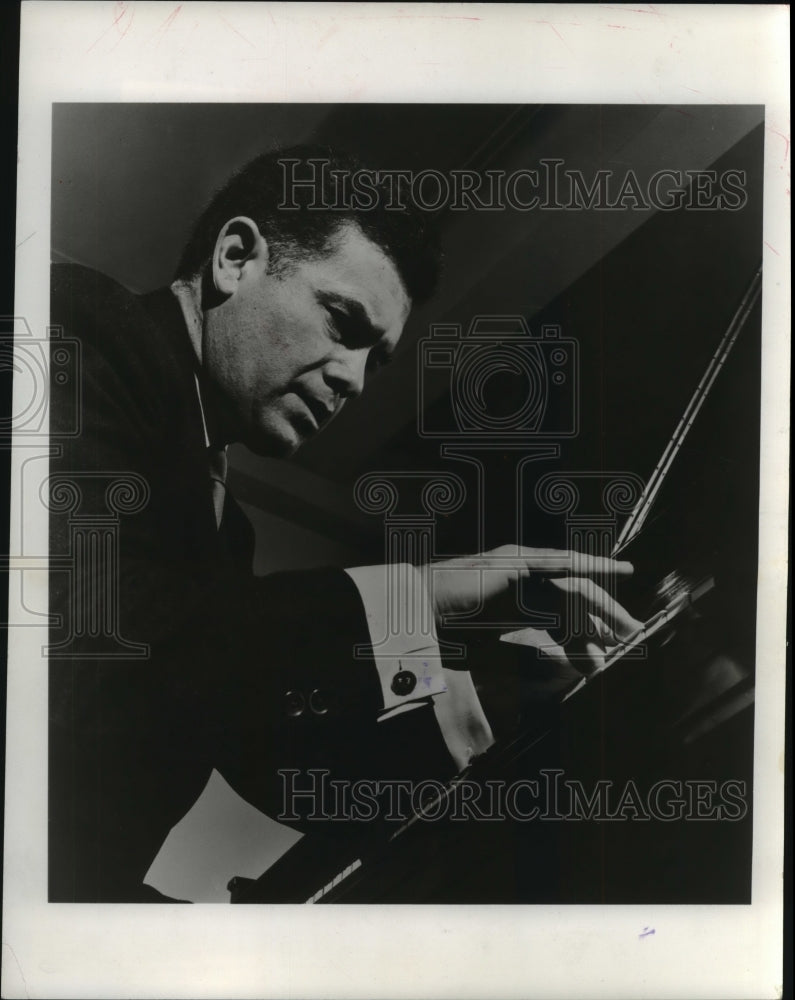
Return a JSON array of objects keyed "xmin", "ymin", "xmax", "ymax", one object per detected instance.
[{"xmin": 175, "ymin": 144, "xmax": 442, "ymax": 305}]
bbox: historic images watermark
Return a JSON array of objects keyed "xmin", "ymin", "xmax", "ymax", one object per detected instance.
[
  {"xmin": 277, "ymin": 768, "xmax": 749, "ymax": 824},
  {"xmin": 1, "ymin": 315, "xmax": 81, "ymax": 441},
  {"xmin": 279, "ymin": 158, "xmax": 748, "ymax": 213},
  {"xmin": 352, "ymin": 309, "xmax": 645, "ymax": 660},
  {"xmin": 2, "ymin": 315, "xmax": 150, "ymax": 657},
  {"xmin": 2, "ymin": 315, "xmax": 80, "ymax": 639},
  {"xmin": 417, "ymin": 317, "xmax": 578, "ymax": 440}
]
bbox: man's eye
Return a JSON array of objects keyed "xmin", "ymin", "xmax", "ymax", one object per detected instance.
[
  {"xmin": 325, "ymin": 307, "xmax": 345, "ymax": 336},
  {"xmin": 366, "ymin": 350, "xmax": 392, "ymax": 374},
  {"xmin": 326, "ymin": 307, "xmax": 359, "ymax": 346}
]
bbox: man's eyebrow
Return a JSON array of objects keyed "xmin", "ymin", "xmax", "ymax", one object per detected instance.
[{"xmin": 318, "ymin": 291, "xmax": 386, "ymax": 343}]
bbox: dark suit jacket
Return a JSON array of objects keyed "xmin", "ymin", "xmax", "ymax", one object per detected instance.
[{"xmin": 48, "ymin": 264, "xmax": 453, "ymax": 901}]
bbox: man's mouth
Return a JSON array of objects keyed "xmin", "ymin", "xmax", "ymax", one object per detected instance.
[{"xmin": 297, "ymin": 393, "xmax": 335, "ymax": 432}]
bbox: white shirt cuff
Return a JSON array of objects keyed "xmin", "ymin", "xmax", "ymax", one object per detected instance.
[
  {"xmin": 344, "ymin": 564, "xmax": 447, "ymax": 714},
  {"xmin": 345, "ymin": 564, "xmax": 495, "ymax": 770}
]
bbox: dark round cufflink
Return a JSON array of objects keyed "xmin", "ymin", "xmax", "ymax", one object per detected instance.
[{"xmin": 391, "ymin": 669, "xmax": 417, "ymax": 696}]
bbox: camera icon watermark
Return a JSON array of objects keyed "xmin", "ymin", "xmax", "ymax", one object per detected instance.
[
  {"xmin": 0, "ymin": 317, "xmax": 81, "ymax": 440},
  {"xmin": 418, "ymin": 316, "xmax": 578, "ymax": 440}
]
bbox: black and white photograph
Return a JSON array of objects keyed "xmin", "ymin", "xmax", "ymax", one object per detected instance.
[
  {"xmin": 3, "ymin": 4, "xmax": 789, "ymax": 998},
  {"xmin": 46, "ymin": 100, "xmax": 765, "ymax": 907}
]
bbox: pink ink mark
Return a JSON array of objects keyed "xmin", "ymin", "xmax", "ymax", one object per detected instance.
[
  {"xmin": 765, "ymin": 125, "xmax": 790, "ymax": 163},
  {"xmin": 218, "ymin": 14, "xmax": 255, "ymax": 47},
  {"xmin": 317, "ymin": 24, "xmax": 340, "ymax": 50},
  {"xmin": 526, "ymin": 19, "xmax": 570, "ymax": 49},
  {"xmin": 108, "ymin": 4, "xmax": 135, "ymax": 52},
  {"xmin": 147, "ymin": 4, "xmax": 182, "ymax": 48},
  {"xmin": 85, "ymin": 0, "xmax": 131, "ymax": 53},
  {"xmin": 159, "ymin": 5, "xmax": 183, "ymax": 34},
  {"xmin": 764, "ymin": 242, "xmax": 780, "ymax": 257},
  {"xmin": 673, "ymin": 109, "xmax": 695, "ymax": 118}
]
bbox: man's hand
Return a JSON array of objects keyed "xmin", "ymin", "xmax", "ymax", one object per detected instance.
[{"xmin": 430, "ymin": 545, "xmax": 642, "ymax": 673}]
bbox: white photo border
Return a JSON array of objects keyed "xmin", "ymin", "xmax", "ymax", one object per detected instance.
[{"xmin": 4, "ymin": 3, "xmax": 790, "ymax": 998}]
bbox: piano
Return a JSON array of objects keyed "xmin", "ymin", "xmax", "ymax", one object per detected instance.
[{"xmin": 229, "ymin": 123, "xmax": 764, "ymax": 906}]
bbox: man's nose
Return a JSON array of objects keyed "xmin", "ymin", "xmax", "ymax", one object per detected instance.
[{"xmin": 325, "ymin": 347, "xmax": 368, "ymax": 400}]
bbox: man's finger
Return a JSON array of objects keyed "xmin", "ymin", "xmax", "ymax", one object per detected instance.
[
  {"xmin": 548, "ymin": 575, "xmax": 642, "ymax": 640},
  {"xmin": 584, "ymin": 641, "xmax": 607, "ymax": 674},
  {"xmin": 511, "ymin": 547, "xmax": 634, "ymax": 578}
]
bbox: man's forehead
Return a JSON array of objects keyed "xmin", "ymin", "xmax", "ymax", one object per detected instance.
[{"xmin": 313, "ymin": 222, "xmax": 411, "ymax": 331}]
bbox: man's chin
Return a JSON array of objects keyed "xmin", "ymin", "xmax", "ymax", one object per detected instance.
[{"xmin": 243, "ymin": 420, "xmax": 306, "ymax": 458}]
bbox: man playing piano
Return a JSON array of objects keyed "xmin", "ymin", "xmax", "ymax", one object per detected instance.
[{"xmin": 49, "ymin": 145, "xmax": 641, "ymax": 902}]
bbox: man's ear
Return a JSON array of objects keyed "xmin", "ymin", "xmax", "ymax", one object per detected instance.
[{"xmin": 211, "ymin": 216, "xmax": 269, "ymax": 296}]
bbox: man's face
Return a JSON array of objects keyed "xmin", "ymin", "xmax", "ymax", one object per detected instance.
[{"xmin": 203, "ymin": 221, "xmax": 410, "ymax": 456}]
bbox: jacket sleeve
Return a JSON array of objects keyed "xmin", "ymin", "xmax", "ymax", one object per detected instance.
[{"xmin": 47, "ymin": 267, "xmax": 456, "ymax": 899}]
